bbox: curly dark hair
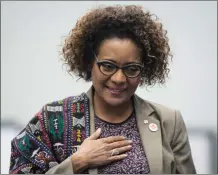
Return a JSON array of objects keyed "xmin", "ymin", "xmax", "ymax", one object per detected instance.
[{"xmin": 61, "ymin": 5, "xmax": 172, "ymax": 86}]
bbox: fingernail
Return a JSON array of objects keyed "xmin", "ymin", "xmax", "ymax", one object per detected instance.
[{"xmin": 128, "ymin": 140, "xmax": 133, "ymax": 143}]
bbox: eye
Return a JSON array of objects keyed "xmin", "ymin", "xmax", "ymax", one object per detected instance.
[
  {"xmin": 126, "ymin": 66, "xmax": 140, "ymax": 72},
  {"xmin": 124, "ymin": 65, "xmax": 142, "ymax": 77},
  {"xmin": 101, "ymin": 62, "xmax": 116, "ymax": 71}
]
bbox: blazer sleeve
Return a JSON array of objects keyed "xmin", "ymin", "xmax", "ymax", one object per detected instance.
[
  {"xmin": 45, "ymin": 157, "xmax": 73, "ymax": 174},
  {"xmin": 9, "ymin": 106, "xmax": 75, "ymax": 174},
  {"xmin": 171, "ymin": 110, "xmax": 196, "ymax": 174}
]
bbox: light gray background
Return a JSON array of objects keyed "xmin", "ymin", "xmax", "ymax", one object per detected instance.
[{"xmin": 1, "ymin": 1, "xmax": 217, "ymax": 174}]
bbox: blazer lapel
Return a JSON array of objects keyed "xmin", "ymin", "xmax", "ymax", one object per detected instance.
[
  {"xmin": 86, "ymin": 87, "xmax": 98, "ymax": 174},
  {"xmin": 133, "ymin": 94, "xmax": 163, "ymax": 174}
]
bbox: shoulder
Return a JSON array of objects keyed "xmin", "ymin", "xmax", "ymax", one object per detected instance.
[
  {"xmin": 22, "ymin": 92, "xmax": 88, "ymax": 134},
  {"xmin": 146, "ymin": 100, "xmax": 178, "ymax": 120},
  {"xmin": 134, "ymin": 94, "xmax": 184, "ymax": 131},
  {"xmin": 135, "ymin": 95, "xmax": 187, "ymax": 144},
  {"xmin": 42, "ymin": 92, "xmax": 87, "ymax": 112},
  {"xmin": 145, "ymin": 100, "xmax": 184, "ymax": 126},
  {"xmin": 145, "ymin": 100, "xmax": 184, "ymax": 129},
  {"xmin": 46, "ymin": 92, "xmax": 87, "ymax": 106},
  {"xmin": 135, "ymin": 94, "xmax": 178, "ymax": 120}
]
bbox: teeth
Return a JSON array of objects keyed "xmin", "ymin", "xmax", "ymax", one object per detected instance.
[
  {"xmin": 111, "ymin": 90, "xmax": 120, "ymax": 92},
  {"xmin": 109, "ymin": 89, "xmax": 123, "ymax": 92}
]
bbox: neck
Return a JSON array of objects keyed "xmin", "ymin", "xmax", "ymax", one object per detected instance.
[{"xmin": 93, "ymin": 93, "xmax": 133, "ymax": 123}]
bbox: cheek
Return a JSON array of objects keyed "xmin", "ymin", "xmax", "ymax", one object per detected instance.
[{"xmin": 128, "ymin": 77, "xmax": 141, "ymax": 88}]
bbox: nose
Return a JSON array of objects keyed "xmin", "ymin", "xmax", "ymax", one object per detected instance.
[{"xmin": 110, "ymin": 69, "xmax": 127, "ymax": 84}]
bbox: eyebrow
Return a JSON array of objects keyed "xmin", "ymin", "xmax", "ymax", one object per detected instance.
[{"xmin": 102, "ymin": 58, "xmax": 142, "ymax": 65}]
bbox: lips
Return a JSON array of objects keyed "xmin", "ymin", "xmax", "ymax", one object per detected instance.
[{"xmin": 106, "ymin": 86, "xmax": 127, "ymax": 95}]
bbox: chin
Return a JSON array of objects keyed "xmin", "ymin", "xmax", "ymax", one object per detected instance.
[{"xmin": 103, "ymin": 97, "xmax": 129, "ymax": 106}]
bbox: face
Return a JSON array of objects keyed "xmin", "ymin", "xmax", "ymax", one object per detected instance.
[{"xmin": 91, "ymin": 37, "xmax": 142, "ymax": 106}]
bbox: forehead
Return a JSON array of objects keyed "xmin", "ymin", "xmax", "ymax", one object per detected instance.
[{"xmin": 97, "ymin": 38, "xmax": 142, "ymax": 63}]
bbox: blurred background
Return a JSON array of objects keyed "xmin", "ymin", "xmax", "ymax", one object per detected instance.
[{"xmin": 1, "ymin": 1, "xmax": 217, "ymax": 174}]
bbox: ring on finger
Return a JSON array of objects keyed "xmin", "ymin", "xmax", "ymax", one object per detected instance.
[{"xmin": 111, "ymin": 149, "xmax": 120, "ymax": 156}]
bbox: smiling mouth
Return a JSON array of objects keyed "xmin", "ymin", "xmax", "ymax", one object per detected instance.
[{"xmin": 106, "ymin": 86, "xmax": 127, "ymax": 95}]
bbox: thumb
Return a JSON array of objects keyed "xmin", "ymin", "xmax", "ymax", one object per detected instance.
[{"xmin": 88, "ymin": 128, "xmax": 101, "ymax": 140}]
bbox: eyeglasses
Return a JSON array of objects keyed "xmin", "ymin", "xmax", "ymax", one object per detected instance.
[{"xmin": 94, "ymin": 53, "xmax": 144, "ymax": 78}]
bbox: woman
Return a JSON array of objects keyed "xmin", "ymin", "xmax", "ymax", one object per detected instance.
[{"xmin": 9, "ymin": 5, "xmax": 196, "ymax": 174}]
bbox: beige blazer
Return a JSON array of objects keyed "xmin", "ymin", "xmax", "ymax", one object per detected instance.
[{"xmin": 46, "ymin": 87, "xmax": 196, "ymax": 174}]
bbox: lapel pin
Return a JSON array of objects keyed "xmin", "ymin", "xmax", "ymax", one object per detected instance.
[
  {"xmin": 149, "ymin": 123, "xmax": 158, "ymax": 132},
  {"xmin": 144, "ymin": 120, "xmax": 148, "ymax": 124}
]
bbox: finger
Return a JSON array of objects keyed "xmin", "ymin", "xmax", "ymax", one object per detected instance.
[
  {"xmin": 108, "ymin": 140, "xmax": 132, "ymax": 149},
  {"xmin": 108, "ymin": 145, "xmax": 132, "ymax": 158},
  {"xmin": 101, "ymin": 136, "xmax": 126, "ymax": 143},
  {"xmin": 108, "ymin": 153, "xmax": 128, "ymax": 162},
  {"xmin": 88, "ymin": 128, "xmax": 101, "ymax": 140},
  {"xmin": 115, "ymin": 145, "xmax": 132, "ymax": 154}
]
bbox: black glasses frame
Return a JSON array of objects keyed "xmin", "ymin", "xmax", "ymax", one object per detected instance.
[{"xmin": 94, "ymin": 53, "xmax": 144, "ymax": 78}]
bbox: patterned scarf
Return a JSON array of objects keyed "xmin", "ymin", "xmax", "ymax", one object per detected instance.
[{"xmin": 10, "ymin": 93, "xmax": 90, "ymax": 174}]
